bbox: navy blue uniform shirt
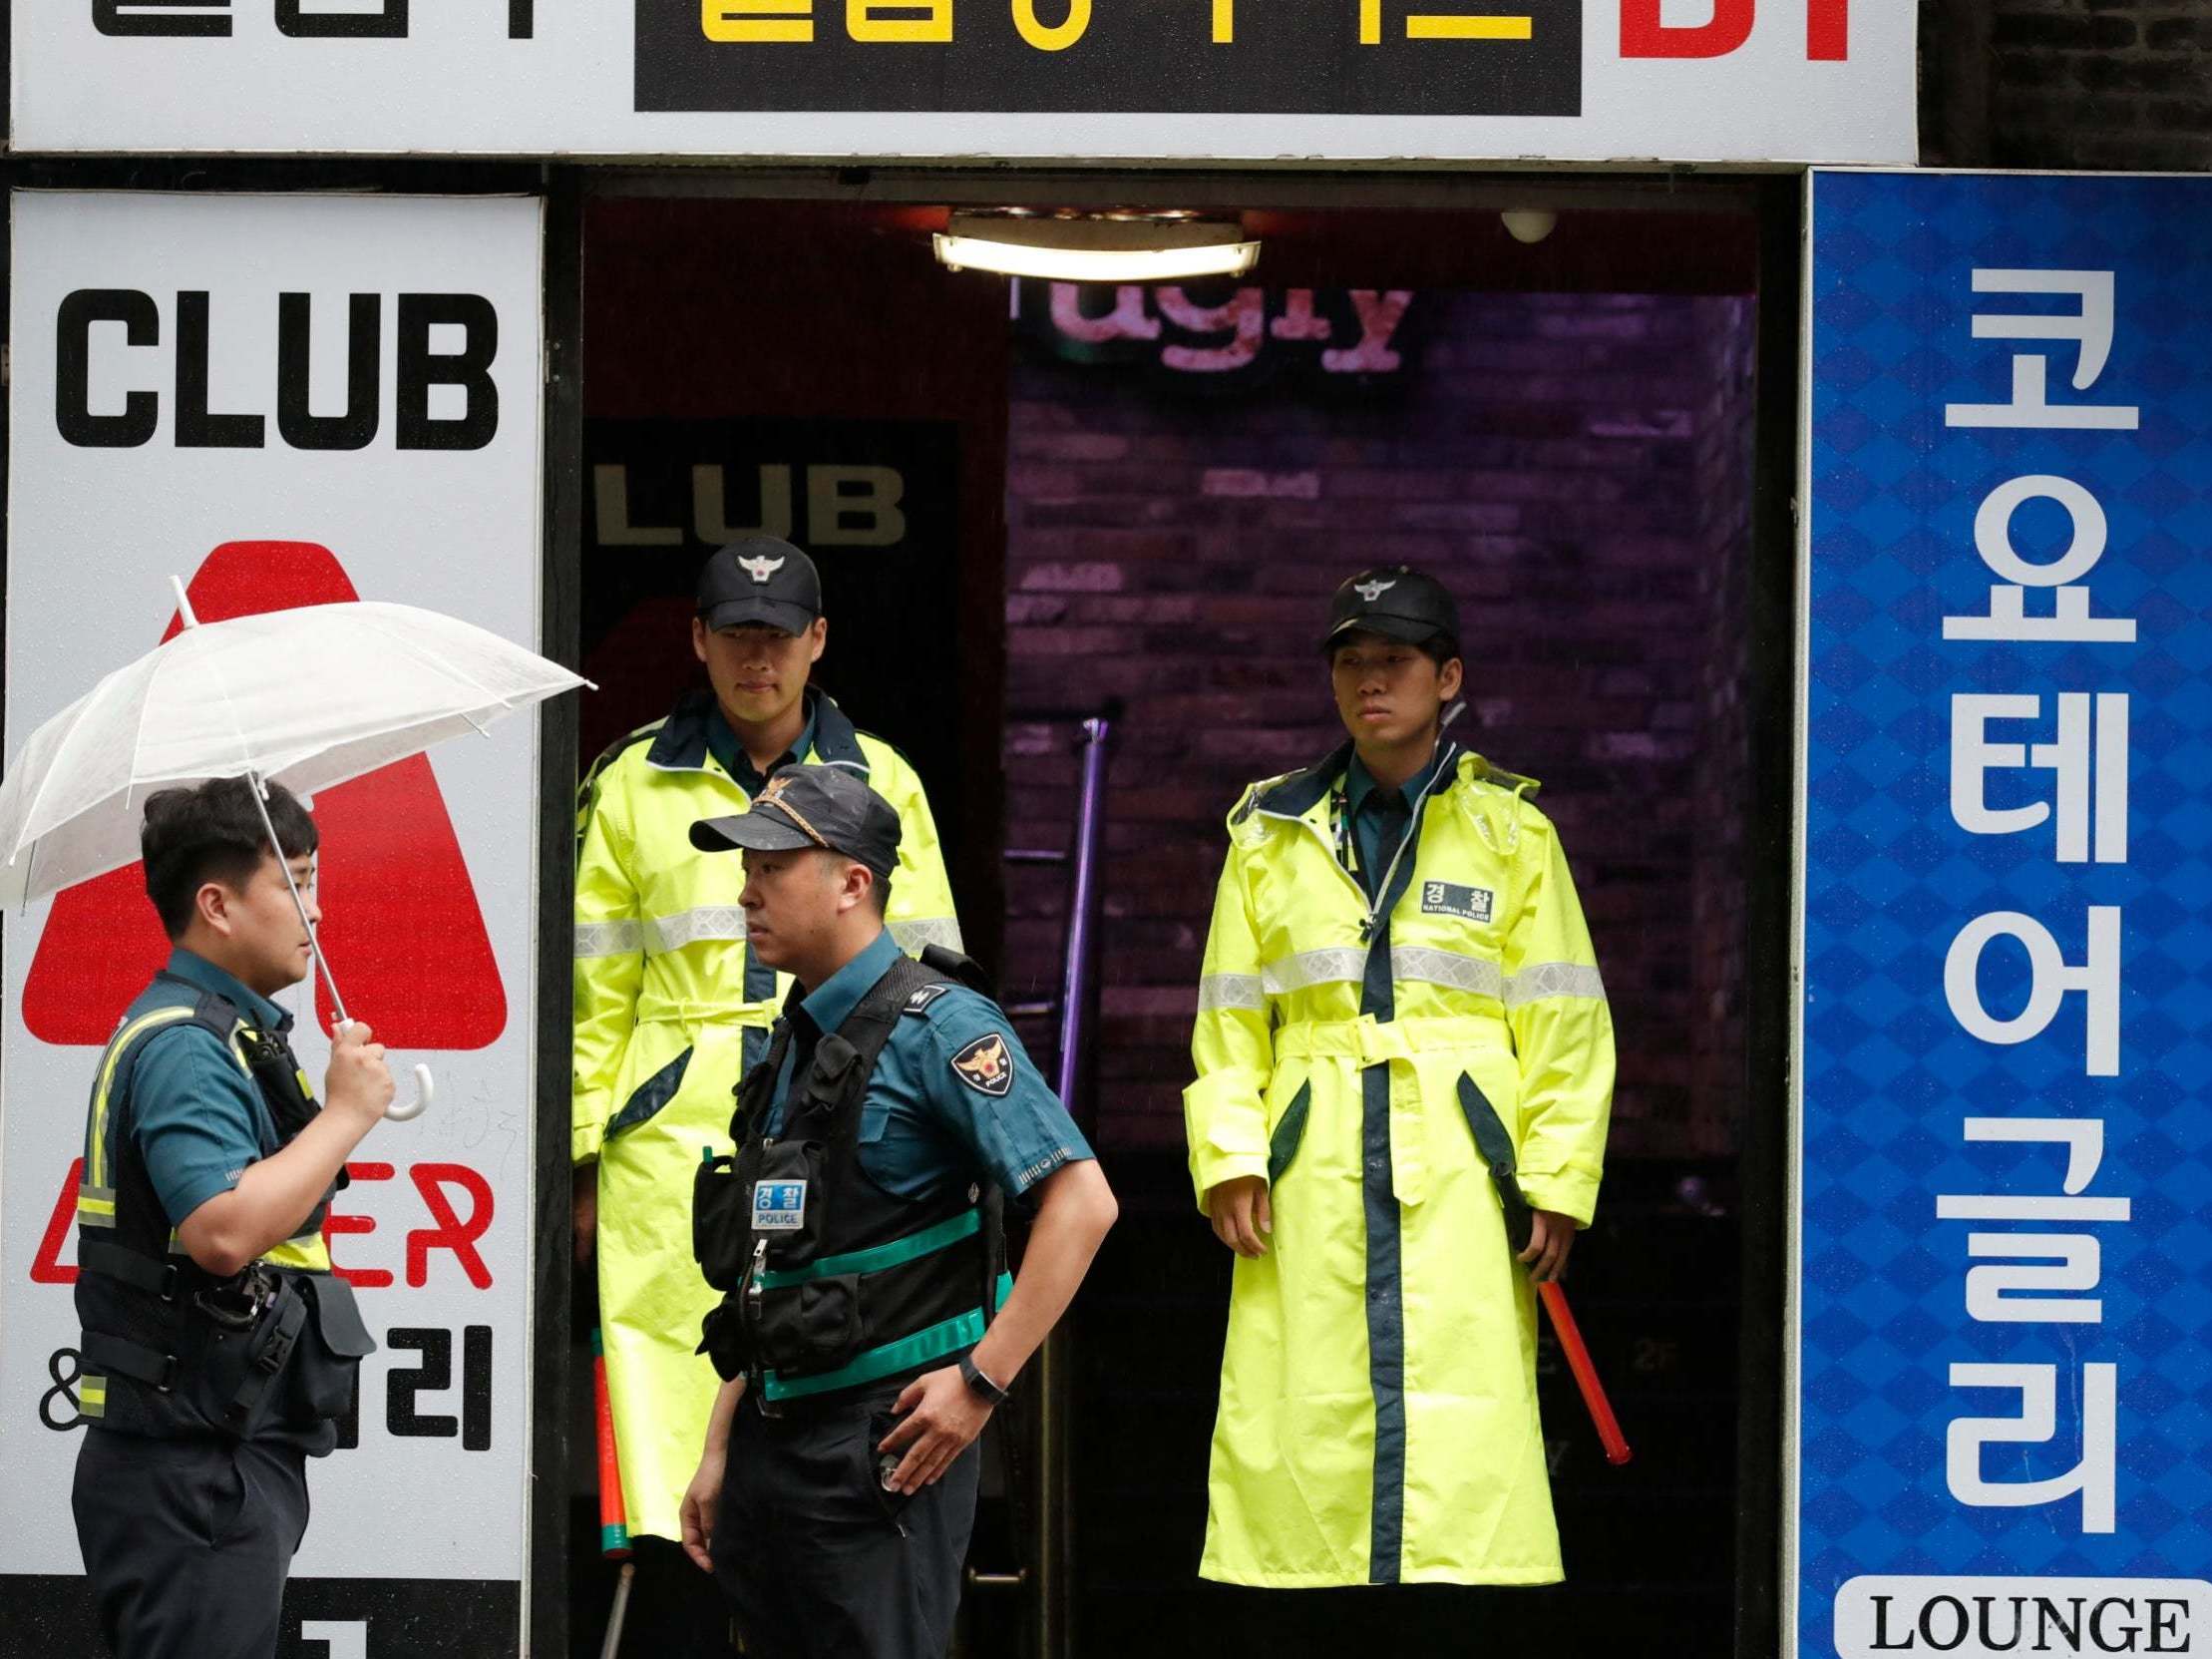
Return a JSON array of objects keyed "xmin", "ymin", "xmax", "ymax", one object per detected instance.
[
  {"xmin": 1342, "ymin": 745, "xmax": 1450, "ymax": 905},
  {"xmin": 767, "ymin": 931, "xmax": 1093, "ymax": 1203},
  {"xmin": 704, "ymin": 696, "xmax": 818, "ymax": 799},
  {"xmin": 115, "ymin": 950, "xmax": 293, "ymax": 1225}
]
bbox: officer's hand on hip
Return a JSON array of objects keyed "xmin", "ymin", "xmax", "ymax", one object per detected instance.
[
  {"xmin": 324, "ymin": 1022, "xmax": 395, "ymax": 1126},
  {"xmin": 1205, "ymin": 1175, "xmax": 1272, "ymax": 1258},
  {"xmin": 1518, "ymin": 1209, "xmax": 1578, "ymax": 1284},
  {"xmin": 879, "ymin": 1367, "xmax": 992, "ymax": 1496}
]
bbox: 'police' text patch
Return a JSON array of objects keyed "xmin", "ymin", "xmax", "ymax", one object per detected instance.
[
  {"xmin": 1420, "ymin": 881, "xmax": 1494, "ymax": 924},
  {"xmin": 950, "ymin": 1033, "xmax": 1014, "ymax": 1097},
  {"xmin": 752, "ymin": 1179, "xmax": 807, "ymax": 1232}
]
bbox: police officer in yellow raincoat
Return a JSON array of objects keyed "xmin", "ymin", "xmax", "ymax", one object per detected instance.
[
  {"xmin": 1187, "ymin": 566, "xmax": 1614, "ymax": 1591},
  {"xmin": 573, "ymin": 537, "xmax": 960, "ymax": 1643}
]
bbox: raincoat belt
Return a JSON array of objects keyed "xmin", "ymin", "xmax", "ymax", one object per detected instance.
[
  {"xmin": 631, "ymin": 994, "xmax": 780, "ymax": 1030},
  {"xmin": 1273, "ymin": 1014, "xmax": 1510, "ymax": 1065}
]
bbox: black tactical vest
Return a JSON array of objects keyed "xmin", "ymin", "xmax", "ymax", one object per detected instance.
[
  {"xmin": 71, "ymin": 974, "xmax": 376, "ymax": 1447},
  {"xmin": 694, "ymin": 948, "xmax": 1006, "ymax": 1409}
]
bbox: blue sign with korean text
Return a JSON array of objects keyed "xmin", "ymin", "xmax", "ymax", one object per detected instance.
[{"xmin": 1798, "ymin": 171, "xmax": 2212, "ymax": 1657}]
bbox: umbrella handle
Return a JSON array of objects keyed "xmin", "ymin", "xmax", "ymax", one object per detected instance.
[
  {"xmin": 386, "ymin": 1063, "xmax": 435, "ymax": 1123},
  {"xmin": 331, "ymin": 1016, "xmax": 432, "ymax": 1122}
]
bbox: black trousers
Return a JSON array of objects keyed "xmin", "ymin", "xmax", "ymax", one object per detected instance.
[
  {"xmin": 73, "ymin": 1430, "xmax": 310, "ymax": 1659},
  {"xmin": 711, "ymin": 1388, "xmax": 980, "ymax": 1659},
  {"xmin": 622, "ymin": 1534, "xmax": 735, "ymax": 1655}
]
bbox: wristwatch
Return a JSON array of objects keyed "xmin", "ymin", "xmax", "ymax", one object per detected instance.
[{"xmin": 958, "ymin": 1355, "xmax": 1009, "ymax": 1407}]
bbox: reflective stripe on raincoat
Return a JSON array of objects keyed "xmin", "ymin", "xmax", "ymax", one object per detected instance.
[
  {"xmin": 573, "ymin": 688, "xmax": 958, "ymax": 1542},
  {"xmin": 1186, "ymin": 741, "xmax": 1613, "ymax": 1588}
]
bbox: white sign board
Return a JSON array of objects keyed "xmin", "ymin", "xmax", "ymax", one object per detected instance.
[
  {"xmin": 14, "ymin": 0, "xmax": 1915, "ymax": 164},
  {"xmin": 1, "ymin": 191, "xmax": 545, "ymax": 1655}
]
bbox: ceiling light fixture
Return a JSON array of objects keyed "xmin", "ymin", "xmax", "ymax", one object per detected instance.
[
  {"xmin": 1500, "ymin": 208, "xmax": 1559, "ymax": 245},
  {"xmin": 933, "ymin": 212, "xmax": 1260, "ymax": 282}
]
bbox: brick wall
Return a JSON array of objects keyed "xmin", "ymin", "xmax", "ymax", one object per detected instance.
[
  {"xmin": 1688, "ymin": 299, "xmax": 1758, "ymax": 1160},
  {"xmin": 1002, "ymin": 287, "xmax": 1757, "ymax": 1160},
  {"xmin": 1970, "ymin": 1, "xmax": 2212, "ymax": 171}
]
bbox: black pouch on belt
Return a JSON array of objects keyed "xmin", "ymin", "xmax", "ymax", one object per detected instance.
[
  {"xmin": 694, "ymin": 1151, "xmax": 751, "ymax": 1292},
  {"xmin": 277, "ymin": 1274, "xmax": 377, "ymax": 1426},
  {"xmin": 185, "ymin": 1268, "xmax": 377, "ymax": 1436},
  {"xmin": 184, "ymin": 1268, "xmax": 303, "ymax": 1437}
]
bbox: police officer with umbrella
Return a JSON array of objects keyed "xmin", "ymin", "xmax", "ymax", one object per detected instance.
[
  {"xmin": 69, "ymin": 779, "xmax": 393, "ymax": 1658},
  {"xmin": 0, "ymin": 582, "xmax": 585, "ymax": 1658}
]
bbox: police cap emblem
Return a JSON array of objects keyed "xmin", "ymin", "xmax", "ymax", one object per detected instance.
[
  {"xmin": 739, "ymin": 554, "xmax": 786, "ymax": 585},
  {"xmin": 1353, "ymin": 578, "xmax": 1397, "ymax": 603}
]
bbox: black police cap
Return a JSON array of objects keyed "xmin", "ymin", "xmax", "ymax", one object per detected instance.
[
  {"xmin": 696, "ymin": 535, "xmax": 823, "ymax": 636},
  {"xmin": 691, "ymin": 765, "xmax": 902, "ymax": 879},
  {"xmin": 1321, "ymin": 566, "xmax": 1461, "ymax": 655}
]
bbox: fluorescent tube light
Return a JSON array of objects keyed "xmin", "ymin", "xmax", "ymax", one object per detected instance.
[{"xmin": 933, "ymin": 214, "xmax": 1260, "ymax": 282}]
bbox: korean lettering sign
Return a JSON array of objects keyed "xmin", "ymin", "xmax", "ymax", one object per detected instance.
[
  {"xmin": 0, "ymin": 192, "xmax": 546, "ymax": 1656},
  {"xmin": 1796, "ymin": 171, "xmax": 2212, "ymax": 1657},
  {"xmin": 638, "ymin": 0, "xmax": 1583, "ymax": 115},
  {"xmin": 17, "ymin": 2, "xmax": 1915, "ymax": 162}
]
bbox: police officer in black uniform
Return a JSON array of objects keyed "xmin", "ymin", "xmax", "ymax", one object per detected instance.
[
  {"xmin": 678, "ymin": 766, "xmax": 1118, "ymax": 1659},
  {"xmin": 69, "ymin": 779, "xmax": 393, "ymax": 1659}
]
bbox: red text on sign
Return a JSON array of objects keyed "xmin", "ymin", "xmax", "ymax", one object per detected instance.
[
  {"xmin": 1619, "ymin": 0, "xmax": 1848, "ymax": 62},
  {"xmin": 29, "ymin": 1157, "xmax": 496, "ymax": 1290}
]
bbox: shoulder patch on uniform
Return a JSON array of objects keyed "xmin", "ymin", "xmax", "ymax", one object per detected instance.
[
  {"xmin": 1229, "ymin": 770, "xmax": 1296, "ymax": 829},
  {"xmin": 576, "ymin": 718, "xmax": 667, "ymax": 823},
  {"xmin": 949, "ymin": 1032, "xmax": 1014, "ymax": 1097},
  {"xmin": 586, "ymin": 719, "xmax": 666, "ymax": 781},
  {"xmin": 1471, "ymin": 755, "xmax": 1542, "ymax": 797},
  {"xmin": 905, "ymin": 983, "xmax": 952, "ymax": 1016}
]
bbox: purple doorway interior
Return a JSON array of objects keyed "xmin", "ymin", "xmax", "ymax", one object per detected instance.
[
  {"xmin": 572, "ymin": 193, "xmax": 1768, "ymax": 1656},
  {"xmin": 1003, "ymin": 282, "xmax": 1755, "ymax": 1165}
]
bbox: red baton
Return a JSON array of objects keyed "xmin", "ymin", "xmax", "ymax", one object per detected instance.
[
  {"xmin": 592, "ymin": 1328, "xmax": 633, "ymax": 1559},
  {"xmin": 1538, "ymin": 1281, "xmax": 1633, "ymax": 1466}
]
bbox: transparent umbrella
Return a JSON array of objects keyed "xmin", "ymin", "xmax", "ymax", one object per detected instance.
[{"xmin": 0, "ymin": 577, "xmax": 590, "ymax": 1117}]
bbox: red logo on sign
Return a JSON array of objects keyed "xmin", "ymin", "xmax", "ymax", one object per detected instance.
[
  {"xmin": 20, "ymin": 541, "xmax": 508, "ymax": 1050},
  {"xmin": 1619, "ymin": 0, "xmax": 1848, "ymax": 61}
]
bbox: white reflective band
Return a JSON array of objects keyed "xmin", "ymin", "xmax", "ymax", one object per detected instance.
[
  {"xmin": 891, "ymin": 917, "xmax": 965, "ymax": 954},
  {"xmin": 644, "ymin": 906, "xmax": 749, "ymax": 956},
  {"xmin": 1253, "ymin": 949, "xmax": 1605, "ymax": 1006},
  {"xmin": 1391, "ymin": 947, "xmax": 1505, "ymax": 1001},
  {"xmin": 1197, "ymin": 974, "xmax": 1268, "ymax": 1013},
  {"xmin": 1262, "ymin": 948, "xmax": 1367, "ymax": 995},
  {"xmin": 1502, "ymin": 962, "xmax": 1608, "ymax": 1008},
  {"xmin": 574, "ymin": 920, "xmax": 642, "ymax": 959}
]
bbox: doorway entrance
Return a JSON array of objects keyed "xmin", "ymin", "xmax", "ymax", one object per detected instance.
[{"xmin": 570, "ymin": 180, "xmax": 1775, "ymax": 1658}]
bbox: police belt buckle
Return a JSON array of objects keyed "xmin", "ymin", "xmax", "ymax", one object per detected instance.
[
  {"xmin": 750, "ymin": 1362, "xmax": 782, "ymax": 1420},
  {"xmin": 192, "ymin": 1263, "xmax": 277, "ymax": 1333},
  {"xmin": 255, "ymin": 1311, "xmax": 300, "ymax": 1377}
]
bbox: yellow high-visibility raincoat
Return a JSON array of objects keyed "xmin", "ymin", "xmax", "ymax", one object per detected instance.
[
  {"xmin": 1186, "ymin": 740, "xmax": 1613, "ymax": 1587},
  {"xmin": 574, "ymin": 688, "xmax": 959, "ymax": 1541}
]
